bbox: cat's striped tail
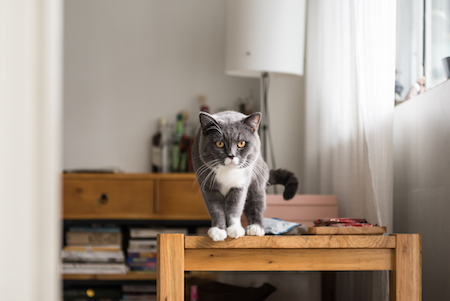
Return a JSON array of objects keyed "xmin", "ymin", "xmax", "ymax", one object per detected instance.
[{"xmin": 268, "ymin": 169, "xmax": 299, "ymax": 200}]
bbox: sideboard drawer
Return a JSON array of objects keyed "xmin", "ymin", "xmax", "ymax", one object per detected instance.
[
  {"xmin": 63, "ymin": 179, "xmax": 154, "ymax": 219},
  {"xmin": 156, "ymin": 179, "xmax": 209, "ymax": 219}
]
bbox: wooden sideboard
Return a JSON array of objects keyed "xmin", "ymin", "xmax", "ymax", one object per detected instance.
[
  {"xmin": 62, "ymin": 173, "xmax": 210, "ymax": 282},
  {"xmin": 63, "ymin": 173, "xmax": 210, "ymax": 220},
  {"xmin": 61, "ymin": 173, "xmax": 339, "ymax": 289}
]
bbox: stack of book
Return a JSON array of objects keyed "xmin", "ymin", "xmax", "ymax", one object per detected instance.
[
  {"xmin": 126, "ymin": 227, "xmax": 188, "ymax": 273},
  {"xmin": 121, "ymin": 284, "xmax": 157, "ymax": 301},
  {"xmin": 127, "ymin": 239, "xmax": 157, "ymax": 272},
  {"xmin": 62, "ymin": 226, "xmax": 128, "ymax": 275}
]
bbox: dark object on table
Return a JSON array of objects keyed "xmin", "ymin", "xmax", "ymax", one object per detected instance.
[
  {"xmin": 186, "ymin": 277, "xmax": 276, "ymax": 301},
  {"xmin": 314, "ymin": 218, "xmax": 374, "ymax": 227}
]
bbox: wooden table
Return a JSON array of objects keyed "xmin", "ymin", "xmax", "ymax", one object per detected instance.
[{"xmin": 157, "ymin": 234, "xmax": 421, "ymax": 301}]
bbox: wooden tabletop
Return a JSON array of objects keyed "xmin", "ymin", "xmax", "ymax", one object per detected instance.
[{"xmin": 184, "ymin": 235, "xmax": 396, "ymax": 249}]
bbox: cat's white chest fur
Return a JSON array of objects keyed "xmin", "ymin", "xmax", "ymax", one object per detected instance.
[{"xmin": 215, "ymin": 166, "xmax": 247, "ymax": 196}]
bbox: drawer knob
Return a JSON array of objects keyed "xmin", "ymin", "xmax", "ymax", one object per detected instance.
[
  {"xmin": 98, "ymin": 193, "xmax": 108, "ymax": 204},
  {"xmin": 86, "ymin": 289, "xmax": 95, "ymax": 297}
]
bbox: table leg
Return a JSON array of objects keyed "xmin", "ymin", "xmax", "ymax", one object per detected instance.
[
  {"xmin": 391, "ymin": 234, "xmax": 422, "ymax": 301},
  {"xmin": 157, "ymin": 234, "xmax": 185, "ymax": 301}
]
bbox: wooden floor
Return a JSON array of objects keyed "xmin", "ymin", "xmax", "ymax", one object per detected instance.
[{"xmin": 157, "ymin": 234, "xmax": 421, "ymax": 301}]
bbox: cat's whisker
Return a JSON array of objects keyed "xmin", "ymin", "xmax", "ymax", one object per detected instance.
[
  {"xmin": 194, "ymin": 159, "xmax": 222, "ymax": 191},
  {"xmin": 200, "ymin": 170, "xmax": 210, "ymax": 192},
  {"xmin": 251, "ymin": 162, "xmax": 267, "ymax": 185},
  {"xmin": 236, "ymin": 158, "xmax": 266, "ymax": 186},
  {"xmin": 195, "ymin": 159, "xmax": 220, "ymax": 178},
  {"xmin": 201, "ymin": 160, "xmax": 221, "ymax": 192},
  {"xmin": 202, "ymin": 169, "xmax": 216, "ymax": 193},
  {"xmin": 209, "ymin": 172, "xmax": 216, "ymax": 190},
  {"xmin": 210, "ymin": 162, "xmax": 222, "ymax": 190},
  {"xmin": 196, "ymin": 160, "xmax": 214, "ymax": 173}
]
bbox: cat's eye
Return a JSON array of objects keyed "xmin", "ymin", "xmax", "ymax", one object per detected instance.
[
  {"xmin": 237, "ymin": 141, "xmax": 246, "ymax": 148},
  {"xmin": 216, "ymin": 141, "xmax": 224, "ymax": 148}
]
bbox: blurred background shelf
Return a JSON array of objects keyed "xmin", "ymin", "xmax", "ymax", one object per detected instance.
[
  {"xmin": 62, "ymin": 272, "xmax": 157, "ymax": 281},
  {"xmin": 62, "ymin": 271, "xmax": 216, "ymax": 281}
]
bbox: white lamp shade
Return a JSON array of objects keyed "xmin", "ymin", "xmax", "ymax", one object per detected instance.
[{"xmin": 226, "ymin": 0, "xmax": 306, "ymax": 78}]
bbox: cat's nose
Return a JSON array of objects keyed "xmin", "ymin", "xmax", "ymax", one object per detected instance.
[{"xmin": 228, "ymin": 155, "xmax": 234, "ymax": 159}]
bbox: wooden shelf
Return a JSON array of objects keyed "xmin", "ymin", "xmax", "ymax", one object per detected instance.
[
  {"xmin": 62, "ymin": 272, "xmax": 157, "ymax": 281},
  {"xmin": 62, "ymin": 271, "xmax": 216, "ymax": 281}
]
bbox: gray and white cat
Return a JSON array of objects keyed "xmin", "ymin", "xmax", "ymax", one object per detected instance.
[{"xmin": 192, "ymin": 111, "xmax": 298, "ymax": 241}]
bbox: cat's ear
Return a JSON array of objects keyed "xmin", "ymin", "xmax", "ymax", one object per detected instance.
[
  {"xmin": 199, "ymin": 112, "xmax": 222, "ymax": 135},
  {"xmin": 243, "ymin": 112, "xmax": 262, "ymax": 132}
]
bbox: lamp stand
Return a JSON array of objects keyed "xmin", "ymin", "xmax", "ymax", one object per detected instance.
[
  {"xmin": 261, "ymin": 72, "xmax": 269, "ymax": 162},
  {"xmin": 260, "ymin": 72, "xmax": 277, "ymax": 193}
]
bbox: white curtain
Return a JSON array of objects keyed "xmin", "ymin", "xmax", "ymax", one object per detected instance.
[
  {"xmin": 304, "ymin": 0, "xmax": 396, "ymax": 300},
  {"xmin": 0, "ymin": 1, "xmax": 63, "ymax": 301}
]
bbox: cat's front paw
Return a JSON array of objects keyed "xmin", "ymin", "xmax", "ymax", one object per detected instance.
[
  {"xmin": 208, "ymin": 227, "xmax": 227, "ymax": 242},
  {"xmin": 227, "ymin": 224, "xmax": 245, "ymax": 239},
  {"xmin": 246, "ymin": 224, "xmax": 265, "ymax": 236}
]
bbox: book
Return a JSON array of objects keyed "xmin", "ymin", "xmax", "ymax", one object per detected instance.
[
  {"xmin": 128, "ymin": 240, "xmax": 157, "ymax": 250},
  {"xmin": 64, "ymin": 245, "xmax": 121, "ymax": 252},
  {"xmin": 129, "ymin": 227, "xmax": 188, "ymax": 238},
  {"xmin": 69, "ymin": 226, "xmax": 121, "ymax": 233},
  {"xmin": 61, "ymin": 250, "xmax": 125, "ymax": 262},
  {"xmin": 128, "ymin": 266, "xmax": 156, "ymax": 271},
  {"xmin": 61, "ymin": 263, "xmax": 128, "ymax": 274},
  {"xmin": 66, "ymin": 231, "xmax": 122, "ymax": 245},
  {"xmin": 127, "ymin": 250, "xmax": 157, "ymax": 258},
  {"xmin": 127, "ymin": 262, "xmax": 157, "ymax": 268},
  {"xmin": 126, "ymin": 257, "xmax": 156, "ymax": 263},
  {"xmin": 122, "ymin": 284, "xmax": 156, "ymax": 293}
]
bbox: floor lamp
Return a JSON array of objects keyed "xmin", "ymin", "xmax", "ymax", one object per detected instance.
[{"xmin": 225, "ymin": 0, "xmax": 306, "ymax": 170}]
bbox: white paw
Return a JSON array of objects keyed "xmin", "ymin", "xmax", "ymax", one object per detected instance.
[
  {"xmin": 208, "ymin": 227, "xmax": 227, "ymax": 242},
  {"xmin": 227, "ymin": 224, "xmax": 245, "ymax": 239},
  {"xmin": 246, "ymin": 224, "xmax": 265, "ymax": 236}
]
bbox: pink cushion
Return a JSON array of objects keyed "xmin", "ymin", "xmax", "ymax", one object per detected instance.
[{"xmin": 264, "ymin": 195, "xmax": 338, "ymax": 227}]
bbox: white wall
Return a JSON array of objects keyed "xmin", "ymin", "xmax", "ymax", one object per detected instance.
[
  {"xmin": 394, "ymin": 79, "xmax": 450, "ymax": 300},
  {"xmin": 267, "ymin": 74, "xmax": 305, "ymax": 193},
  {"xmin": 63, "ymin": 0, "xmax": 260, "ymax": 172}
]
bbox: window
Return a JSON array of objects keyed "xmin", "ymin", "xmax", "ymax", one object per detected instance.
[
  {"xmin": 396, "ymin": 0, "xmax": 450, "ymax": 100},
  {"xmin": 424, "ymin": 0, "xmax": 450, "ymax": 88}
]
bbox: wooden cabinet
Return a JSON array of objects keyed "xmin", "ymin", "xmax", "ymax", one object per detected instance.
[
  {"xmin": 62, "ymin": 173, "xmax": 210, "ymax": 282},
  {"xmin": 63, "ymin": 173, "xmax": 210, "ymax": 220}
]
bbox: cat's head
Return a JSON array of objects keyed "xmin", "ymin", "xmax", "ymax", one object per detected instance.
[{"xmin": 197, "ymin": 111, "xmax": 262, "ymax": 169}]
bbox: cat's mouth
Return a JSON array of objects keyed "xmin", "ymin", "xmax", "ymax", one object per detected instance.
[{"xmin": 224, "ymin": 157, "xmax": 240, "ymax": 167}]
